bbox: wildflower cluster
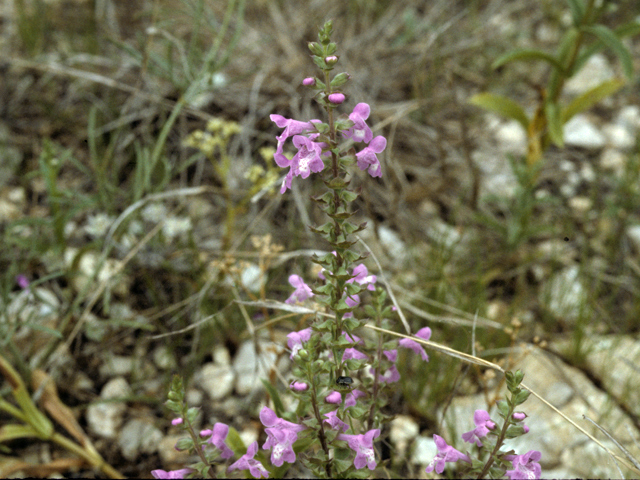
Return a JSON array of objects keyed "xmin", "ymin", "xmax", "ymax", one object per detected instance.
[
  {"xmin": 425, "ymin": 370, "xmax": 542, "ymax": 479},
  {"xmin": 155, "ymin": 20, "xmax": 541, "ymax": 480}
]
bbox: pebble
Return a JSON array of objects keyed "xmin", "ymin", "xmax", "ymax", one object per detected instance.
[
  {"xmin": 118, "ymin": 418, "xmax": 163, "ymax": 461},
  {"xmin": 86, "ymin": 377, "xmax": 131, "ymax": 439},
  {"xmin": 195, "ymin": 363, "xmax": 235, "ymax": 400}
]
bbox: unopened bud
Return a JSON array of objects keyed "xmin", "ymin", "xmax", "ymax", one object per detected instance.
[
  {"xmin": 325, "ymin": 55, "xmax": 338, "ymax": 66},
  {"xmin": 302, "ymin": 77, "xmax": 316, "ymax": 86},
  {"xmin": 328, "ymin": 93, "xmax": 345, "ymax": 104},
  {"xmin": 512, "ymin": 412, "xmax": 527, "ymax": 421}
]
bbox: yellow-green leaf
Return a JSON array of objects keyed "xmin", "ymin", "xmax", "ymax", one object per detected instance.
[
  {"xmin": 562, "ymin": 78, "xmax": 626, "ymax": 124},
  {"xmin": 469, "ymin": 93, "xmax": 529, "ymax": 131},
  {"xmin": 545, "ymin": 101, "xmax": 563, "ymax": 147},
  {"xmin": 492, "ymin": 49, "xmax": 565, "ymax": 74}
]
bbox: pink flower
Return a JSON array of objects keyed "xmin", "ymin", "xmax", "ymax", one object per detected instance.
[
  {"xmin": 228, "ymin": 441, "xmax": 269, "ymax": 478},
  {"xmin": 285, "ymin": 275, "xmax": 314, "ymax": 305},
  {"xmin": 151, "ymin": 469, "xmax": 193, "ymax": 479},
  {"xmin": 343, "ymin": 347, "xmax": 368, "ymax": 361},
  {"xmin": 345, "ymin": 389, "xmax": 366, "ymax": 408},
  {"xmin": 269, "ymin": 115, "xmax": 316, "ymax": 166},
  {"xmin": 504, "ymin": 450, "xmax": 542, "ymax": 479},
  {"xmin": 328, "ymin": 92, "xmax": 345, "ymax": 104},
  {"xmin": 343, "ymin": 103, "xmax": 373, "ymax": 144},
  {"xmin": 302, "ymin": 77, "xmax": 315, "ymax": 86},
  {"xmin": 399, "ymin": 327, "xmax": 431, "ymax": 362},
  {"xmin": 171, "ymin": 418, "xmax": 183, "ymax": 426},
  {"xmin": 355, "ymin": 135, "xmax": 386, "ymax": 178},
  {"xmin": 259, "ymin": 406, "xmax": 306, "ymax": 467},
  {"xmin": 290, "ymin": 381, "xmax": 308, "ymax": 391},
  {"xmin": 291, "ymin": 135, "xmax": 325, "ymax": 179},
  {"xmin": 425, "ymin": 434, "xmax": 471, "ymax": 474},
  {"xmin": 326, "ymin": 391, "xmax": 342, "ymax": 404},
  {"xmin": 347, "ymin": 264, "xmax": 377, "ymax": 291},
  {"xmin": 325, "ymin": 55, "xmax": 338, "ymax": 65},
  {"xmin": 16, "ymin": 274, "xmax": 29, "ymax": 289},
  {"xmin": 513, "ymin": 412, "xmax": 527, "ymax": 421},
  {"xmin": 461, "ymin": 410, "xmax": 496, "ymax": 447},
  {"xmin": 201, "ymin": 422, "xmax": 234, "ymax": 459},
  {"xmin": 323, "ymin": 410, "xmax": 349, "ymax": 432},
  {"xmin": 370, "ymin": 350, "xmax": 400, "ymax": 383},
  {"xmin": 286, "ymin": 327, "xmax": 312, "ymax": 359},
  {"xmin": 343, "ymin": 294, "xmax": 360, "ymax": 319},
  {"xmin": 337, "ymin": 429, "xmax": 380, "ymax": 470}
]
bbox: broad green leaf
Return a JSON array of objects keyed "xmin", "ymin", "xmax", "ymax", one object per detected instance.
[
  {"xmin": 468, "ymin": 93, "xmax": 529, "ymax": 131},
  {"xmin": 562, "ymin": 78, "xmax": 626, "ymax": 124},
  {"xmin": 261, "ymin": 379, "xmax": 285, "ymax": 417},
  {"xmin": 582, "ymin": 25, "xmax": 633, "ymax": 79},
  {"xmin": 565, "ymin": 0, "xmax": 585, "ymax": 26},
  {"xmin": 545, "ymin": 101, "xmax": 563, "ymax": 147},
  {"xmin": 492, "ymin": 49, "xmax": 565, "ymax": 74}
]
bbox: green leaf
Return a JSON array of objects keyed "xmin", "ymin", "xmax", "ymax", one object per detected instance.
[
  {"xmin": 261, "ymin": 379, "xmax": 286, "ymax": 417},
  {"xmin": 545, "ymin": 101, "xmax": 563, "ymax": 147},
  {"xmin": 492, "ymin": 49, "xmax": 565, "ymax": 74},
  {"xmin": 582, "ymin": 25, "xmax": 634, "ymax": 79},
  {"xmin": 562, "ymin": 78, "xmax": 625, "ymax": 124},
  {"xmin": 565, "ymin": 0, "xmax": 585, "ymax": 26},
  {"xmin": 468, "ymin": 93, "xmax": 529, "ymax": 131}
]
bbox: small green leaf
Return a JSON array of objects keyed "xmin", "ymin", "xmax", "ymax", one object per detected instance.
[
  {"xmin": 261, "ymin": 379, "xmax": 286, "ymax": 417},
  {"xmin": 545, "ymin": 101, "xmax": 563, "ymax": 147},
  {"xmin": 565, "ymin": 0, "xmax": 585, "ymax": 26},
  {"xmin": 469, "ymin": 93, "xmax": 529, "ymax": 131},
  {"xmin": 562, "ymin": 78, "xmax": 625, "ymax": 124},
  {"xmin": 492, "ymin": 49, "xmax": 565, "ymax": 74},
  {"xmin": 582, "ymin": 25, "xmax": 634, "ymax": 79}
]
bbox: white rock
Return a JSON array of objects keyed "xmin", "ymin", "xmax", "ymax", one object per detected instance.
[
  {"xmin": 616, "ymin": 105, "xmax": 640, "ymax": 131},
  {"xmin": 377, "ymin": 225, "xmax": 407, "ymax": 263},
  {"xmin": 86, "ymin": 377, "xmax": 131, "ymax": 439},
  {"xmin": 195, "ymin": 363, "xmax": 235, "ymax": 400},
  {"xmin": 495, "ymin": 120, "xmax": 527, "ymax": 155},
  {"xmin": 213, "ymin": 346, "xmax": 231, "ymax": 366},
  {"xmin": 390, "ymin": 415, "xmax": 419, "ymax": 455},
  {"xmin": 626, "ymin": 225, "xmax": 640, "ymax": 252},
  {"xmin": 603, "ymin": 123, "xmax": 635, "ymax": 150},
  {"xmin": 579, "ymin": 163, "xmax": 596, "ymax": 182},
  {"xmin": 565, "ymin": 54, "xmax": 615, "ymax": 95},
  {"xmin": 599, "ymin": 148, "xmax": 626, "ymax": 175},
  {"xmin": 99, "ymin": 355, "xmax": 135, "ymax": 377},
  {"xmin": 152, "ymin": 346, "xmax": 177, "ymax": 370},
  {"xmin": 118, "ymin": 418, "xmax": 163, "ymax": 461},
  {"xmin": 568, "ymin": 196, "xmax": 592, "ymax": 215},
  {"xmin": 473, "ymin": 149, "xmax": 518, "ymax": 200},
  {"xmin": 233, "ymin": 340, "xmax": 288, "ymax": 395},
  {"xmin": 240, "ymin": 263, "xmax": 265, "ymax": 293},
  {"xmin": 411, "ymin": 435, "xmax": 436, "ymax": 465},
  {"xmin": 157, "ymin": 434, "xmax": 192, "ymax": 464},
  {"xmin": 540, "ymin": 266, "xmax": 589, "ymax": 322},
  {"xmin": 563, "ymin": 115, "xmax": 606, "ymax": 149}
]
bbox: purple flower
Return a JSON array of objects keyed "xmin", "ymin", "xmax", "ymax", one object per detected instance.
[
  {"xmin": 290, "ymin": 381, "xmax": 308, "ymax": 391},
  {"xmin": 286, "ymin": 327, "xmax": 312, "ymax": 359},
  {"xmin": 16, "ymin": 274, "xmax": 29, "ymax": 289},
  {"xmin": 342, "ymin": 331, "xmax": 362, "ymax": 344},
  {"xmin": 347, "ymin": 264, "xmax": 376, "ymax": 291},
  {"xmin": 343, "ymin": 347, "xmax": 368, "ymax": 361},
  {"xmin": 345, "ymin": 389, "xmax": 366, "ymax": 408},
  {"xmin": 328, "ymin": 93, "xmax": 345, "ymax": 104},
  {"xmin": 504, "ymin": 450, "xmax": 542, "ymax": 479},
  {"xmin": 171, "ymin": 418, "xmax": 183, "ymax": 426},
  {"xmin": 201, "ymin": 423, "xmax": 234, "ymax": 459},
  {"xmin": 323, "ymin": 409, "xmax": 349, "ymax": 432},
  {"xmin": 370, "ymin": 350, "xmax": 400, "ymax": 383},
  {"xmin": 259, "ymin": 406, "xmax": 306, "ymax": 467},
  {"xmin": 270, "ymin": 115, "xmax": 315, "ymax": 166},
  {"xmin": 291, "ymin": 135, "xmax": 325, "ymax": 179},
  {"xmin": 355, "ymin": 135, "xmax": 386, "ymax": 178},
  {"xmin": 425, "ymin": 434, "xmax": 471, "ymax": 474},
  {"xmin": 151, "ymin": 469, "xmax": 193, "ymax": 479},
  {"xmin": 228, "ymin": 441, "xmax": 269, "ymax": 479},
  {"xmin": 343, "ymin": 294, "xmax": 360, "ymax": 319},
  {"xmin": 326, "ymin": 391, "xmax": 342, "ymax": 404},
  {"xmin": 302, "ymin": 77, "xmax": 315, "ymax": 86},
  {"xmin": 461, "ymin": 410, "xmax": 496, "ymax": 447},
  {"xmin": 285, "ymin": 275, "xmax": 314, "ymax": 305},
  {"xmin": 343, "ymin": 103, "xmax": 373, "ymax": 144},
  {"xmin": 337, "ymin": 429, "xmax": 380, "ymax": 470},
  {"xmin": 399, "ymin": 327, "xmax": 431, "ymax": 362}
]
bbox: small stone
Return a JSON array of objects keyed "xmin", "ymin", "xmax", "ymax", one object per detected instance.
[
  {"xmin": 568, "ymin": 196, "xmax": 592, "ymax": 215},
  {"xmin": 196, "ymin": 363, "xmax": 235, "ymax": 400},
  {"xmin": 118, "ymin": 418, "xmax": 163, "ymax": 461},
  {"xmin": 411, "ymin": 435, "xmax": 437, "ymax": 465},
  {"xmin": 565, "ymin": 54, "xmax": 614, "ymax": 95},
  {"xmin": 599, "ymin": 148, "xmax": 626, "ymax": 176},
  {"xmin": 389, "ymin": 415, "xmax": 419, "ymax": 455},
  {"xmin": 233, "ymin": 340, "xmax": 287, "ymax": 395},
  {"xmin": 603, "ymin": 123, "xmax": 635, "ymax": 150},
  {"xmin": 495, "ymin": 120, "xmax": 527, "ymax": 155},
  {"xmin": 153, "ymin": 346, "xmax": 177, "ymax": 370},
  {"xmin": 564, "ymin": 115, "xmax": 606, "ymax": 149},
  {"xmin": 86, "ymin": 377, "xmax": 131, "ymax": 439},
  {"xmin": 99, "ymin": 355, "xmax": 135, "ymax": 377},
  {"xmin": 626, "ymin": 225, "xmax": 640, "ymax": 253},
  {"xmin": 213, "ymin": 346, "xmax": 231, "ymax": 366}
]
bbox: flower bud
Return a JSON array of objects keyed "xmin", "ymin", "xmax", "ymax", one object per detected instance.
[
  {"xmin": 290, "ymin": 381, "xmax": 309, "ymax": 391},
  {"xmin": 325, "ymin": 55, "xmax": 338, "ymax": 66},
  {"xmin": 302, "ymin": 77, "xmax": 316, "ymax": 86},
  {"xmin": 171, "ymin": 418, "xmax": 184, "ymax": 426},
  {"xmin": 512, "ymin": 412, "xmax": 527, "ymax": 421},
  {"xmin": 297, "ymin": 348, "xmax": 309, "ymax": 360},
  {"xmin": 328, "ymin": 93, "xmax": 345, "ymax": 104},
  {"xmin": 325, "ymin": 391, "xmax": 342, "ymax": 404}
]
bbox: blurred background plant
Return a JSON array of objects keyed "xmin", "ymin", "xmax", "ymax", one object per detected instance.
[{"xmin": 1, "ymin": 0, "xmax": 640, "ymax": 477}]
